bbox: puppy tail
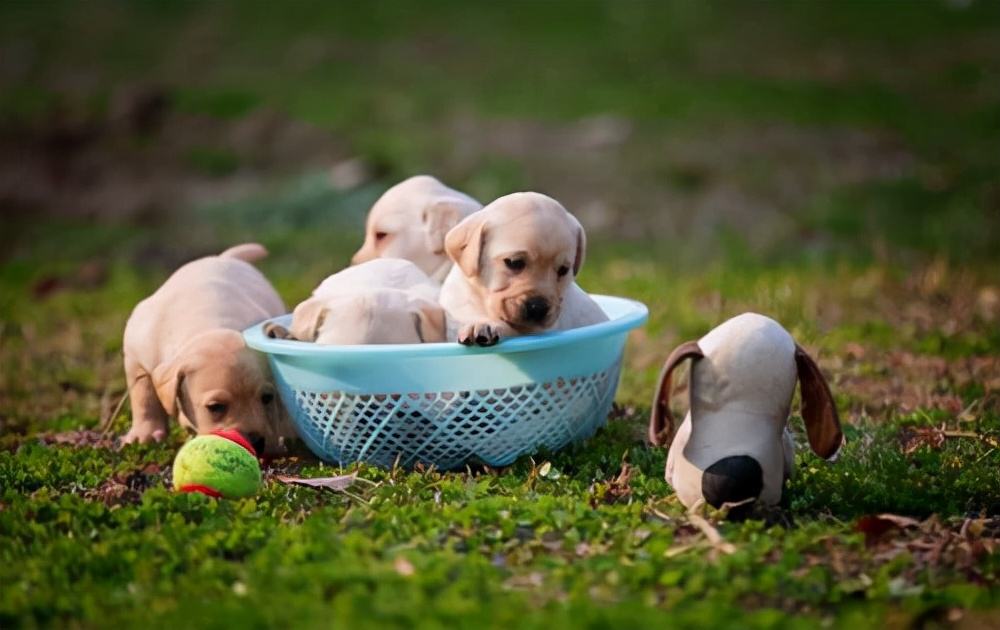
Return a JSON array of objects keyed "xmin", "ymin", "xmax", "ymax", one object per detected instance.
[{"xmin": 219, "ymin": 243, "xmax": 269, "ymax": 264}]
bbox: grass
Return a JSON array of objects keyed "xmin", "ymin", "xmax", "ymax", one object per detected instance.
[{"xmin": 2, "ymin": 1, "xmax": 1000, "ymax": 628}]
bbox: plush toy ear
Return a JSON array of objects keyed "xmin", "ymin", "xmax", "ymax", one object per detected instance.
[
  {"xmin": 423, "ymin": 200, "xmax": 470, "ymax": 256},
  {"xmin": 795, "ymin": 344, "xmax": 843, "ymax": 460},
  {"xmin": 411, "ymin": 296, "xmax": 447, "ymax": 343},
  {"xmin": 648, "ymin": 340, "xmax": 704, "ymax": 447},
  {"xmin": 444, "ymin": 212, "xmax": 487, "ymax": 278},
  {"xmin": 152, "ymin": 359, "xmax": 184, "ymax": 419},
  {"xmin": 290, "ymin": 298, "xmax": 329, "ymax": 342}
]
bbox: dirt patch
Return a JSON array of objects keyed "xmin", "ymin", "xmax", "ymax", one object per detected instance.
[
  {"xmin": 445, "ymin": 114, "xmax": 914, "ymax": 248},
  {"xmin": 37, "ymin": 429, "xmax": 115, "ymax": 448},
  {"xmin": 0, "ymin": 85, "xmax": 352, "ymax": 224},
  {"xmin": 83, "ymin": 463, "xmax": 165, "ymax": 506},
  {"xmin": 836, "ymin": 351, "xmax": 999, "ymax": 417}
]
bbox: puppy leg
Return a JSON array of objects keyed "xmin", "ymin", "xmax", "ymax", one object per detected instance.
[
  {"xmin": 457, "ymin": 321, "xmax": 513, "ymax": 347},
  {"xmin": 121, "ymin": 359, "xmax": 169, "ymax": 444}
]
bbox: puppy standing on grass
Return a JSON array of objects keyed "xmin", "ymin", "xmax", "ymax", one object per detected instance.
[
  {"xmin": 648, "ymin": 313, "xmax": 843, "ymax": 517},
  {"xmin": 352, "ymin": 175, "xmax": 483, "ymax": 282},
  {"xmin": 122, "ymin": 243, "xmax": 293, "ymax": 455},
  {"xmin": 439, "ymin": 192, "xmax": 608, "ymax": 346}
]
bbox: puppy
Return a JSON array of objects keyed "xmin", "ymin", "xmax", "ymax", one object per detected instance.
[
  {"xmin": 439, "ymin": 192, "xmax": 608, "ymax": 346},
  {"xmin": 122, "ymin": 243, "xmax": 292, "ymax": 455},
  {"xmin": 352, "ymin": 175, "xmax": 482, "ymax": 282},
  {"xmin": 647, "ymin": 313, "xmax": 843, "ymax": 516},
  {"xmin": 266, "ymin": 258, "xmax": 446, "ymax": 345}
]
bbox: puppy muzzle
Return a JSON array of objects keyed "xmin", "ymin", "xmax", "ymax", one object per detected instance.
[
  {"xmin": 503, "ymin": 294, "xmax": 560, "ymax": 331},
  {"xmin": 522, "ymin": 296, "xmax": 550, "ymax": 324}
]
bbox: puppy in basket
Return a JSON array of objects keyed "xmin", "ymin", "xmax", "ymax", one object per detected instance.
[
  {"xmin": 266, "ymin": 258, "xmax": 446, "ymax": 345},
  {"xmin": 352, "ymin": 175, "xmax": 482, "ymax": 282},
  {"xmin": 122, "ymin": 243, "xmax": 294, "ymax": 455},
  {"xmin": 439, "ymin": 192, "xmax": 608, "ymax": 346},
  {"xmin": 648, "ymin": 313, "xmax": 843, "ymax": 517}
]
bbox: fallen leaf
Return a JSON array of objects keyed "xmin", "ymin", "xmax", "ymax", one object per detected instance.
[
  {"xmin": 855, "ymin": 513, "xmax": 921, "ymax": 546},
  {"xmin": 275, "ymin": 473, "xmax": 358, "ymax": 491}
]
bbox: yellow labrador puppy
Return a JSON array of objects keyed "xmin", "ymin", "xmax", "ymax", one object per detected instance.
[
  {"xmin": 352, "ymin": 175, "xmax": 482, "ymax": 282},
  {"xmin": 439, "ymin": 192, "xmax": 608, "ymax": 346},
  {"xmin": 266, "ymin": 258, "xmax": 446, "ymax": 345},
  {"xmin": 122, "ymin": 243, "xmax": 291, "ymax": 455}
]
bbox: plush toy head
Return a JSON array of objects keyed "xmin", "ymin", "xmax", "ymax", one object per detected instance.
[{"xmin": 648, "ymin": 313, "xmax": 842, "ymax": 514}]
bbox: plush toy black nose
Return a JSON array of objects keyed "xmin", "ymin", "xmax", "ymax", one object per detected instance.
[
  {"xmin": 523, "ymin": 297, "xmax": 550, "ymax": 323},
  {"xmin": 701, "ymin": 455, "xmax": 763, "ymax": 519},
  {"xmin": 247, "ymin": 432, "xmax": 266, "ymax": 455}
]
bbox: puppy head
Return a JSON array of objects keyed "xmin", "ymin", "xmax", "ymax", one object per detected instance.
[
  {"xmin": 291, "ymin": 290, "xmax": 446, "ymax": 345},
  {"xmin": 445, "ymin": 192, "xmax": 586, "ymax": 333},
  {"xmin": 152, "ymin": 329, "xmax": 289, "ymax": 455},
  {"xmin": 352, "ymin": 175, "xmax": 481, "ymax": 277}
]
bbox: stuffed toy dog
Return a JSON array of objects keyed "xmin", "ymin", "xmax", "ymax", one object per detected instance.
[{"xmin": 648, "ymin": 313, "xmax": 843, "ymax": 514}]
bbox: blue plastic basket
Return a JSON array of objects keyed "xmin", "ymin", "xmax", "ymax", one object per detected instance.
[{"xmin": 244, "ymin": 295, "xmax": 648, "ymax": 469}]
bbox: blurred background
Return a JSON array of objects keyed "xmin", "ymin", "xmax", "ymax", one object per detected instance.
[
  {"xmin": 1, "ymin": 1, "xmax": 999, "ymax": 428},
  {"xmin": 3, "ymin": 1, "xmax": 998, "ymax": 261}
]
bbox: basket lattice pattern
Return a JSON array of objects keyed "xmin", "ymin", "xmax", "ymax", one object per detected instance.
[{"xmin": 281, "ymin": 360, "xmax": 622, "ymax": 469}]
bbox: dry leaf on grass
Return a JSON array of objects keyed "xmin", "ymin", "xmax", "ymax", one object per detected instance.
[
  {"xmin": 275, "ymin": 473, "xmax": 359, "ymax": 492},
  {"xmin": 900, "ymin": 424, "xmax": 998, "ymax": 454},
  {"xmin": 855, "ymin": 513, "xmax": 921, "ymax": 546}
]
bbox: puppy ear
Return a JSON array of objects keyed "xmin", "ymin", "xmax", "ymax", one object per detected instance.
[
  {"xmin": 648, "ymin": 341, "xmax": 703, "ymax": 446},
  {"xmin": 795, "ymin": 344, "xmax": 843, "ymax": 460},
  {"xmin": 290, "ymin": 298, "xmax": 328, "ymax": 342},
  {"xmin": 570, "ymin": 214, "xmax": 586, "ymax": 276},
  {"xmin": 263, "ymin": 322, "xmax": 295, "ymax": 340},
  {"xmin": 445, "ymin": 213, "xmax": 487, "ymax": 278},
  {"xmin": 151, "ymin": 360, "xmax": 184, "ymax": 418},
  {"xmin": 423, "ymin": 200, "xmax": 467, "ymax": 256},
  {"xmin": 411, "ymin": 297, "xmax": 447, "ymax": 343}
]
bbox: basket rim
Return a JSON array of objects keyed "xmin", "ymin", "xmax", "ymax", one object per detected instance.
[{"xmin": 244, "ymin": 294, "xmax": 648, "ymax": 359}]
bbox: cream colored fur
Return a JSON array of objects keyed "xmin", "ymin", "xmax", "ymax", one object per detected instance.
[
  {"xmin": 121, "ymin": 243, "xmax": 292, "ymax": 454},
  {"xmin": 352, "ymin": 175, "xmax": 482, "ymax": 282},
  {"xmin": 272, "ymin": 258, "xmax": 446, "ymax": 345},
  {"xmin": 438, "ymin": 192, "xmax": 607, "ymax": 346}
]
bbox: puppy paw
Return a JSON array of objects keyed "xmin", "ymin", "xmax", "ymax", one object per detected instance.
[
  {"xmin": 121, "ymin": 426, "xmax": 166, "ymax": 446},
  {"xmin": 458, "ymin": 321, "xmax": 505, "ymax": 347}
]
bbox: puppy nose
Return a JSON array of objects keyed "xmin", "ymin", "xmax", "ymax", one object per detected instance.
[
  {"xmin": 701, "ymin": 455, "xmax": 763, "ymax": 520},
  {"xmin": 247, "ymin": 432, "xmax": 266, "ymax": 455},
  {"xmin": 523, "ymin": 297, "xmax": 550, "ymax": 323}
]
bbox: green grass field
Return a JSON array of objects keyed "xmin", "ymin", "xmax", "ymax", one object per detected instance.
[{"xmin": 2, "ymin": 2, "xmax": 999, "ymax": 628}]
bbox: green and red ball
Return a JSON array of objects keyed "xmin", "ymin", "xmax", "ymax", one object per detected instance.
[{"xmin": 173, "ymin": 429, "xmax": 262, "ymax": 498}]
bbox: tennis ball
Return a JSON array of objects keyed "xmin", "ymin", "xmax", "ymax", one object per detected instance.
[{"xmin": 173, "ymin": 429, "xmax": 261, "ymax": 499}]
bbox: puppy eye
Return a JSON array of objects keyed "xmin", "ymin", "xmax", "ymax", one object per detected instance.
[
  {"xmin": 206, "ymin": 402, "xmax": 227, "ymax": 415},
  {"xmin": 261, "ymin": 393, "xmax": 274, "ymax": 405},
  {"xmin": 557, "ymin": 265, "xmax": 570, "ymax": 277},
  {"xmin": 504, "ymin": 258, "xmax": 526, "ymax": 272},
  {"xmin": 375, "ymin": 232, "xmax": 388, "ymax": 241}
]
